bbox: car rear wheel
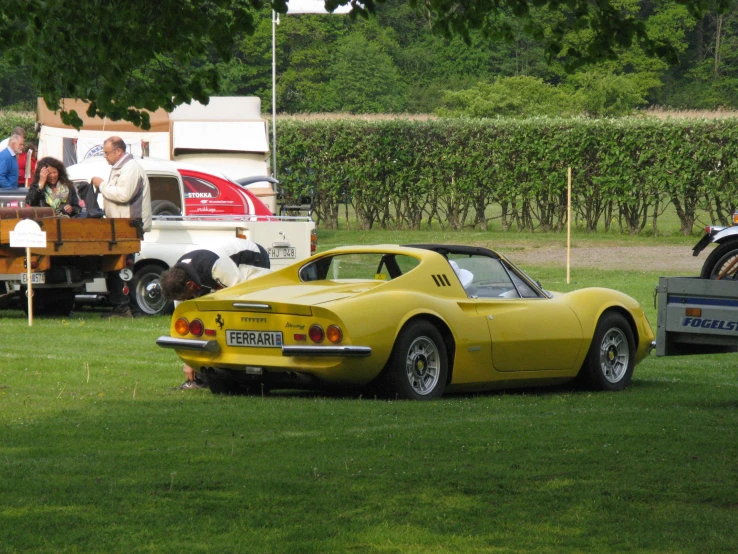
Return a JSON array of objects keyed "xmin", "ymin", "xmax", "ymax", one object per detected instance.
[
  {"xmin": 579, "ymin": 312, "xmax": 635, "ymax": 391},
  {"xmin": 382, "ymin": 320, "xmax": 448, "ymax": 400}
]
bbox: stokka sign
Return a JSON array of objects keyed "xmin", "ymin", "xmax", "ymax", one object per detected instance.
[{"xmin": 9, "ymin": 219, "xmax": 46, "ymax": 248}]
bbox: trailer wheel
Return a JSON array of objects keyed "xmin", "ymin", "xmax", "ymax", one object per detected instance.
[
  {"xmin": 700, "ymin": 241, "xmax": 738, "ymax": 279},
  {"xmin": 130, "ymin": 264, "xmax": 173, "ymax": 316}
]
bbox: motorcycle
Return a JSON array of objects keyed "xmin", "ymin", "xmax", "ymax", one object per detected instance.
[{"xmin": 693, "ymin": 212, "xmax": 738, "ymax": 279}]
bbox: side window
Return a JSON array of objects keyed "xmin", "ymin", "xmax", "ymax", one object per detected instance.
[
  {"xmin": 449, "ymin": 255, "xmax": 517, "ymax": 298},
  {"xmin": 182, "ymin": 175, "xmax": 221, "ymax": 200},
  {"xmin": 448, "ymin": 255, "xmax": 544, "ymax": 299},
  {"xmin": 149, "ymin": 176, "xmax": 182, "ymax": 211},
  {"xmin": 509, "ymin": 270, "xmax": 542, "ymax": 298},
  {"xmin": 299, "ymin": 254, "xmax": 419, "ymax": 282}
]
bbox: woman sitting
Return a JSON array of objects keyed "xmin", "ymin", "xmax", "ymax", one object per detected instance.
[{"xmin": 25, "ymin": 157, "xmax": 82, "ymax": 217}]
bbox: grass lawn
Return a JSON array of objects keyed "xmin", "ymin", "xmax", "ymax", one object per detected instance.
[{"xmin": 1, "ymin": 231, "xmax": 737, "ymax": 553}]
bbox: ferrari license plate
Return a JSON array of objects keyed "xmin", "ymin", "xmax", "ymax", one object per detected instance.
[
  {"xmin": 226, "ymin": 330, "xmax": 283, "ymax": 348},
  {"xmin": 268, "ymin": 247, "xmax": 296, "ymax": 259},
  {"xmin": 20, "ymin": 272, "xmax": 45, "ymax": 284}
]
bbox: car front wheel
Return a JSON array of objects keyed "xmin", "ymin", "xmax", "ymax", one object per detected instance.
[
  {"xmin": 580, "ymin": 312, "xmax": 635, "ymax": 391},
  {"xmin": 382, "ymin": 320, "xmax": 448, "ymax": 400}
]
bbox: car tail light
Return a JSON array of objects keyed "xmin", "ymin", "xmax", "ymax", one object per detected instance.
[
  {"xmin": 309, "ymin": 324, "xmax": 324, "ymax": 343},
  {"xmin": 175, "ymin": 318, "xmax": 189, "ymax": 336},
  {"xmin": 189, "ymin": 319, "xmax": 204, "ymax": 337},
  {"xmin": 311, "ymin": 229, "xmax": 317, "ymax": 253},
  {"xmin": 733, "ymin": 211, "xmax": 738, "ymax": 225},
  {"xmin": 326, "ymin": 325, "xmax": 342, "ymax": 344}
]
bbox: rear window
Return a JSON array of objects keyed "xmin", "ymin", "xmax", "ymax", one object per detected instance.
[
  {"xmin": 299, "ymin": 253, "xmax": 420, "ymax": 282},
  {"xmin": 149, "ymin": 176, "xmax": 183, "ymax": 211}
]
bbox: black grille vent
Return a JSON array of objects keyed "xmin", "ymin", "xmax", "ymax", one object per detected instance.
[{"xmin": 432, "ymin": 274, "xmax": 452, "ymax": 287}]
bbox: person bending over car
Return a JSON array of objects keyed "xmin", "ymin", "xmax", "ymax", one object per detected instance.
[{"xmin": 160, "ymin": 237, "xmax": 271, "ymax": 389}]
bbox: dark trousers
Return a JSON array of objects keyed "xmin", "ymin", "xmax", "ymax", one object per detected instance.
[{"xmin": 106, "ymin": 270, "xmax": 129, "ymax": 311}]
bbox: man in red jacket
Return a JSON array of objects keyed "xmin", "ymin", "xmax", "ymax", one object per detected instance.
[{"xmin": 17, "ymin": 142, "xmax": 37, "ymax": 187}]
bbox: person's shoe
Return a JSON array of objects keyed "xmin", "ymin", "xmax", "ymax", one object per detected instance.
[
  {"xmin": 177, "ymin": 379, "xmax": 206, "ymax": 390},
  {"xmin": 101, "ymin": 307, "xmax": 133, "ymax": 319}
]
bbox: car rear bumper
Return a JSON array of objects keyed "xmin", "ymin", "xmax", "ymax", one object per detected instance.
[
  {"xmin": 157, "ymin": 336, "xmax": 220, "ymax": 353},
  {"xmin": 157, "ymin": 336, "xmax": 372, "ymax": 358},
  {"xmin": 282, "ymin": 345, "xmax": 372, "ymax": 357}
]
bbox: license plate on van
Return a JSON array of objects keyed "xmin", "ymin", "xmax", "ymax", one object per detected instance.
[
  {"xmin": 20, "ymin": 272, "xmax": 45, "ymax": 284},
  {"xmin": 226, "ymin": 330, "xmax": 283, "ymax": 348},
  {"xmin": 268, "ymin": 247, "xmax": 296, "ymax": 259}
]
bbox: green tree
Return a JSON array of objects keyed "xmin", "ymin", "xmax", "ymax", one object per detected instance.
[
  {"xmin": 275, "ymin": 14, "xmax": 348, "ymax": 112},
  {"xmin": 324, "ymin": 33, "xmax": 406, "ymax": 112},
  {"xmin": 0, "ymin": 0, "xmax": 710, "ymax": 126},
  {"xmin": 437, "ymin": 76, "xmax": 582, "ymax": 117},
  {"xmin": 0, "ymin": 58, "xmax": 36, "ymax": 110},
  {"xmin": 659, "ymin": 0, "xmax": 738, "ymax": 107}
]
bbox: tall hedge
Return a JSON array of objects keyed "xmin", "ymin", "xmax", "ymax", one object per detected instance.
[
  {"xmin": 8, "ymin": 110, "xmax": 738, "ymax": 234},
  {"xmin": 278, "ymin": 117, "xmax": 738, "ymax": 234}
]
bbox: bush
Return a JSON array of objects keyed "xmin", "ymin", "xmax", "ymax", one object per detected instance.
[{"xmin": 278, "ymin": 116, "xmax": 738, "ymax": 235}]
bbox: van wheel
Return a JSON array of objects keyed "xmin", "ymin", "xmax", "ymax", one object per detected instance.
[{"xmin": 130, "ymin": 264, "xmax": 173, "ymax": 316}]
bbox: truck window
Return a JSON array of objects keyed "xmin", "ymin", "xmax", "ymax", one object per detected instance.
[{"xmin": 149, "ymin": 176, "xmax": 182, "ymax": 212}]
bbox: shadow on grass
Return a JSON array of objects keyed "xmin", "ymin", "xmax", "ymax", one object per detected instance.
[{"xmin": 204, "ymin": 379, "xmax": 648, "ymax": 402}]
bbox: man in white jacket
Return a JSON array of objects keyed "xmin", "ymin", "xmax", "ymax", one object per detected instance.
[
  {"xmin": 91, "ymin": 136, "xmax": 152, "ymax": 317},
  {"xmin": 160, "ymin": 237, "xmax": 271, "ymax": 389}
]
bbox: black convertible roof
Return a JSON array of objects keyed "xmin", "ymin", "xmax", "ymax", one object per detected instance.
[{"xmin": 404, "ymin": 244, "xmax": 501, "ymax": 259}]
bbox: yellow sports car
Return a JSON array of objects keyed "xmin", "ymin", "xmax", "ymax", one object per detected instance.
[{"xmin": 157, "ymin": 244, "xmax": 654, "ymax": 399}]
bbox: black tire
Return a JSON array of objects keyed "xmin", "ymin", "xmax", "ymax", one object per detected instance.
[
  {"xmin": 380, "ymin": 320, "xmax": 448, "ymax": 400},
  {"xmin": 21, "ymin": 288, "xmax": 76, "ymax": 317},
  {"xmin": 151, "ymin": 200, "xmax": 181, "ymax": 217},
  {"xmin": 700, "ymin": 241, "xmax": 738, "ymax": 279},
  {"xmin": 130, "ymin": 264, "xmax": 173, "ymax": 316},
  {"xmin": 579, "ymin": 312, "xmax": 635, "ymax": 391}
]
